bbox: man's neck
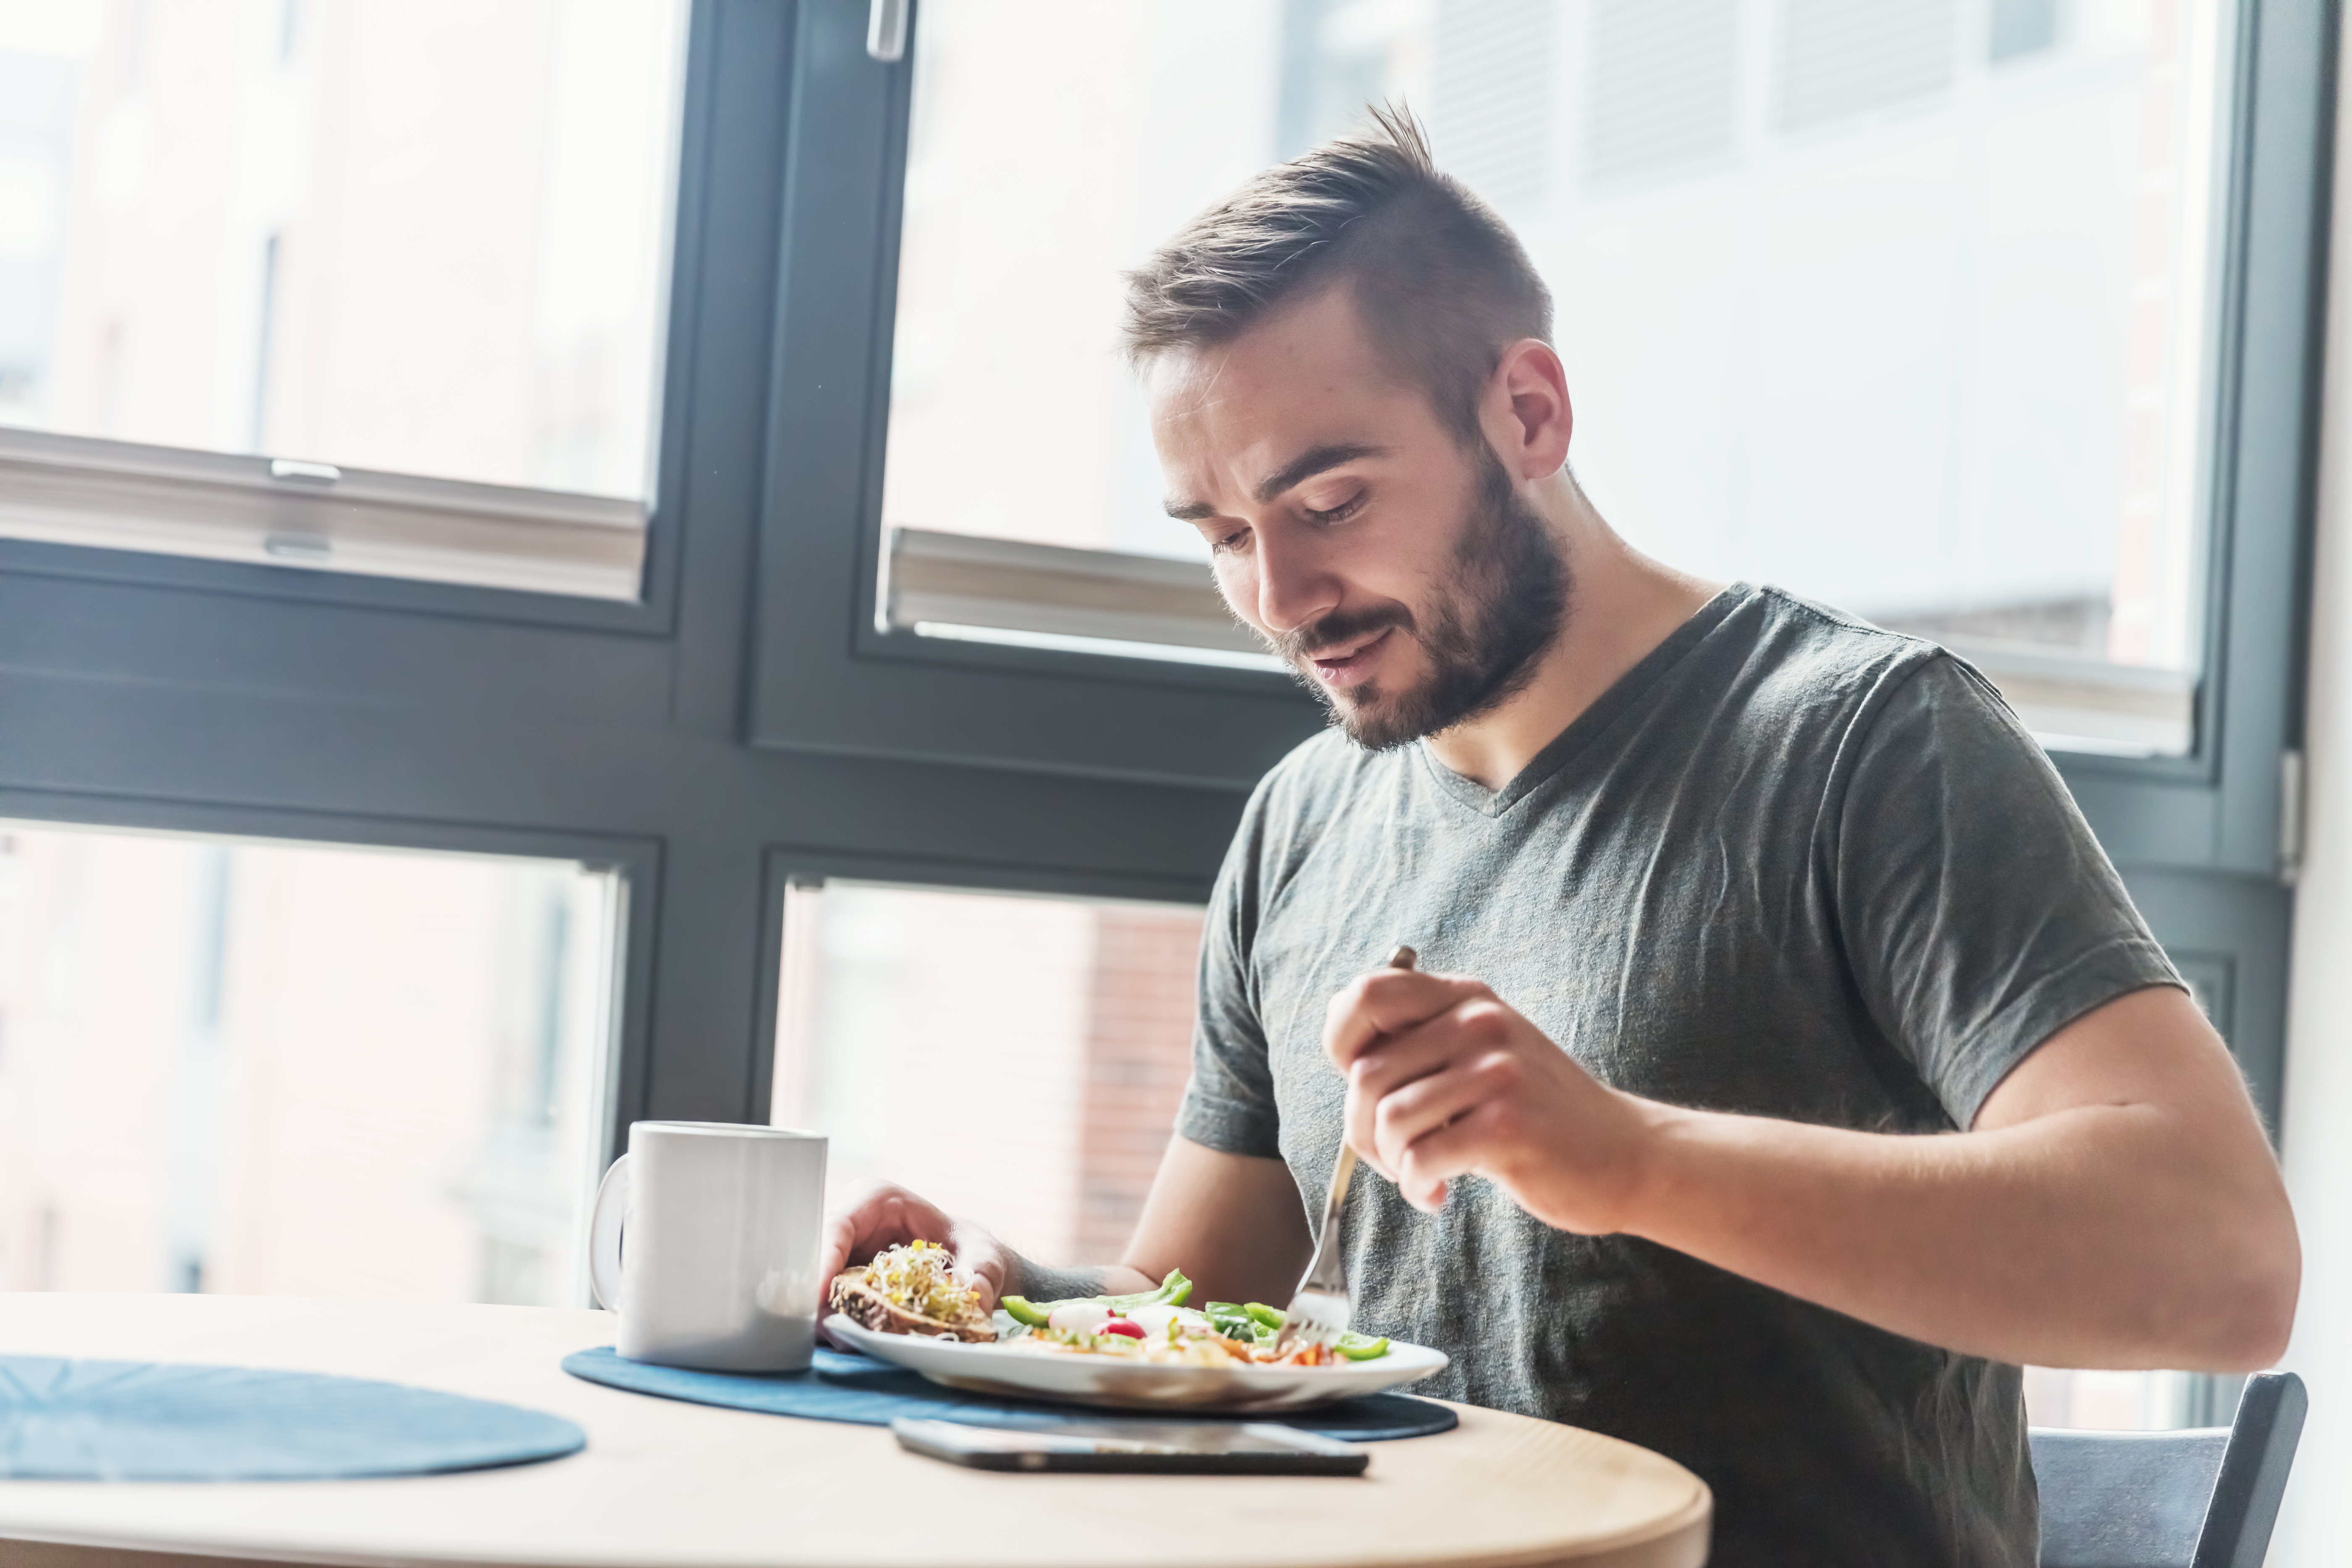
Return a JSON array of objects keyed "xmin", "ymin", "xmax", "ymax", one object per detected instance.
[{"xmin": 1423, "ymin": 479, "xmax": 1720, "ymax": 792}]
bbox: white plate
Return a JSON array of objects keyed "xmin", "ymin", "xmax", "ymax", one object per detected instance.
[{"xmin": 825, "ymin": 1314, "xmax": 1448, "ymax": 1413}]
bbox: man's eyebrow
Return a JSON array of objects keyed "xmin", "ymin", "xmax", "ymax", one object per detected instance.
[
  {"xmin": 1252, "ymin": 442, "xmax": 1386, "ymax": 504},
  {"xmin": 1162, "ymin": 442, "xmax": 1388, "ymax": 523}
]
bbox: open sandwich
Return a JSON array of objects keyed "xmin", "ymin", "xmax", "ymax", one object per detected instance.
[{"xmin": 829, "ymin": 1239, "xmax": 995, "ymax": 1342}]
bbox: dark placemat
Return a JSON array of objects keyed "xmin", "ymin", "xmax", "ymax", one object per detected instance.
[
  {"xmin": 562, "ymin": 1345, "xmax": 1457, "ymax": 1441},
  {"xmin": 0, "ymin": 1355, "xmax": 587, "ymax": 1481}
]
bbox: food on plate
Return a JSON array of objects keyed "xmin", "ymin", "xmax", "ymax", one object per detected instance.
[
  {"xmin": 828, "ymin": 1240, "xmax": 995, "ymax": 1342},
  {"xmin": 1199, "ymin": 1300, "xmax": 1391, "ymax": 1362},
  {"xmin": 998, "ymin": 1268, "xmax": 1192, "ymax": 1329},
  {"xmin": 1000, "ymin": 1273, "xmax": 1392, "ymax": 1366},
  {"xmin": 829, "ymin": 1249, "xmax": 1396, "ymax": 1366}
]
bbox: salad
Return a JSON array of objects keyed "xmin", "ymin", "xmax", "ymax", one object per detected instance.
[{"xmin": 1000, "ymin": 1271, "xmax": 1392, "ymax": 1366}]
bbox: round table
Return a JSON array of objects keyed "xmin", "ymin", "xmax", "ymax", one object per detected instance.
[{"xmin": 0, "ymin": 1294, "xmax": 1710, "ymax": 1568}]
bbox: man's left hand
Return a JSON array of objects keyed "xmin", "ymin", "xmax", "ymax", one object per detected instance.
[{"xmin": 1325, "ymin": 966, "xmax": 1651, "ymax": 1226}]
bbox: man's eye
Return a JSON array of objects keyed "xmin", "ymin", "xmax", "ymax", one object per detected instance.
[
  {"xmin": 1210, "ymin": 528, "xmax": 1251, "ymax": 555},
  {"xmin": 1304, "ymin": 491, "xmax": 1366, "ymax": 526}
]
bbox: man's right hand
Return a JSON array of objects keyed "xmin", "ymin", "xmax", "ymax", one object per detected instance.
[{"xmin": 818, "ymin": 1179, "xmax": 1016, "ymax": 1310}]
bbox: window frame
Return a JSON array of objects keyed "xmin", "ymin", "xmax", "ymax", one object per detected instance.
[
  {"xmin": 0, "ymin": 783, "xmax": 664, "ymax": 1148},
  {"xmin": 748, "ymin": 842, "xmax": 1218, "ymax": 1133},
  {"xmin": 0, "ymin": 0, "xmax": 713, "ymax": 641},
  {"xmin": 2044, "ymin": 0, "xmax": 2333, "ymax": 864},
  {"xmin": 744, "ymin": 0, "xmax": 1323, "ymax": 792}
]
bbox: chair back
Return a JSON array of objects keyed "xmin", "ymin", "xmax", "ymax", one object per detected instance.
[{"xmin": 2032, "ymin": 1370, "xmax": 2307, "ymax": 1568}]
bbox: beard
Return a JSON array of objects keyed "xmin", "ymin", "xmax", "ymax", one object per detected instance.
[{"xmin": 1271, "ymin": 448, "xmax": 1571, "ymax": 751}]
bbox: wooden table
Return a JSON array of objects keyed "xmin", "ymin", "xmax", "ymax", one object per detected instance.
[{"xmin": 0, "ymin": 1294, "xmax": 1710, "ymax": 1568}]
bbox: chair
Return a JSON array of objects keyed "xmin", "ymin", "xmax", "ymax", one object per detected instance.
[{"xmin": 2032, "ymin": 1371, "xmax": 2307, "ymax": 1568}]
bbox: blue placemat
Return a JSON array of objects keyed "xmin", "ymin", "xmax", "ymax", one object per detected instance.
[
  {"xmin": 562, "ymin": 1345, "xmax": 1456, "ymax": 1441},
  {"xmin": 0, "ymin": 1355, "xmax": 587, "ymax": 1481}
]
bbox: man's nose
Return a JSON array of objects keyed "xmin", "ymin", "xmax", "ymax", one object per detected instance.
[{"xmin": 1253, "ymin": 528, "xmax": 1341, "ymax": 639}]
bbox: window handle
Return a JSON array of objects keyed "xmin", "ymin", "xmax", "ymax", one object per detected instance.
[{"xmin": 867, "ymin": 0, "xmax": 908, "ymax": 63}]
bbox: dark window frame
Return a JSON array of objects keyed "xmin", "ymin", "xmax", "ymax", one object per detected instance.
[
  {"xmin": 744, "ymin": 0, "xmax": 1323, "ymax": 792},
  {"xmin": 0, "ymin": 9, "xmax": 720, "ymax": 643}
]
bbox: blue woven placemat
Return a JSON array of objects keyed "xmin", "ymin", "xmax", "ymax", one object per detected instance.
[
  {"xmin": 0, "ymin": 1355, "xmax": 587, "ymax": 1481},
  {"xmin": 561, "ymin": 1345, "xmax": 1456, "ymax": 1441}
]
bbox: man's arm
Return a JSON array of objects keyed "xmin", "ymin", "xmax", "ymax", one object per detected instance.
[
  {"xmin": 1119, "ymin": 1136, "xmax": 1315, "ymax": 1305},
  {"xmin": 1331, "ymin": 972, "xmax": 2298, "ymax": 1370},
  {"xmin": 818, "ymin": 1137, "xmax": 1312, "ymax": 1310}
]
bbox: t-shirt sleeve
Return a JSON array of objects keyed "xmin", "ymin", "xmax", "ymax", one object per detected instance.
[
  {"xmin": 1174, "ymin": 784, "xmax": 1285, "ymax": 1161},
  {"xmin": 1833, "ymin": 654, "xmax": 2183, "ymax": 1128}
]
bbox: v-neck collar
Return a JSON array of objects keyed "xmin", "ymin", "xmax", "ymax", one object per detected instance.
[{"xmin": 1415, "ymin": 583, "xmax": 1753, "ymax": 819}]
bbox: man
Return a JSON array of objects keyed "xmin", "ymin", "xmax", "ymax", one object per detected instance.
[{"xmin": 821, "ymin": 110, "xmax": 2297, "ymax": 1564}]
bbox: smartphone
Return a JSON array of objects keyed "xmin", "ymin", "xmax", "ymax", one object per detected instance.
[{"xmin": 889, "ymin": 1416, "xmax": 1370, "ymax": 1474}]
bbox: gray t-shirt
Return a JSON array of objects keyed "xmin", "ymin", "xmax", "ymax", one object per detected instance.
[{"xmin": 1177, "ymin": 584, "xmax": 2180, "ymax": 1568}]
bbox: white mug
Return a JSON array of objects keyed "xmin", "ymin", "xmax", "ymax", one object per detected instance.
[{"xmin": 588, "ymin": 1121, "xmax": 828, "ymax": 1372}]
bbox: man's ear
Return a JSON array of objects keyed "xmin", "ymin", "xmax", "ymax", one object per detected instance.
[{"xmin": 1485, "ymin": 339, "xmax": 1573, "ymax": 480}]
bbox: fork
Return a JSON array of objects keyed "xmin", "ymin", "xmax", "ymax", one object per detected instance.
[{"xmin": 1274, "ymin": 943, "xmax": 1418, "ymax": 1354}]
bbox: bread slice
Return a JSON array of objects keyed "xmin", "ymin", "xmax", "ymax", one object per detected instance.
[{"xmin": 829, "ymin": 1264, "xmax": 996, "ymax": 1342}]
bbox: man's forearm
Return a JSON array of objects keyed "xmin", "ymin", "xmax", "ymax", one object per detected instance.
[
  {"xmin": 1344, "ymin": 981, "xmax": 2299, "ymax": 1371},
  {"xmin": 1611, "ymin": 1096, "xmax": 2296, "ymax": 1370},
  {"xmin": 1004, "ymin": 1257, "xmax": 1159, "ymax": 1303}
]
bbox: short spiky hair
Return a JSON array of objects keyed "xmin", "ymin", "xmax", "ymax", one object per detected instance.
[{"xmin": 1121, "ymin": 106, "xmax": 1553, "ymax": 444}]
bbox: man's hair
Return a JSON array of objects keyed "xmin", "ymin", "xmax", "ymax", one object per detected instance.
[{"xmin": 1121, "ymin": 105, "xmax": 1553, "ymax": 444}]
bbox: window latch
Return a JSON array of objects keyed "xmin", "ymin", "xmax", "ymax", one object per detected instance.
[
  {"xmin": 268, "ymin": 458, "xmax": 341, "ymax": 485},
  {"xmin": 2281, "ymin": 747, "xmax": 2307, "ymax": 885},
  {"xmin": 866, "ymin": 0, "xmax": 908, "ymax": 63}
]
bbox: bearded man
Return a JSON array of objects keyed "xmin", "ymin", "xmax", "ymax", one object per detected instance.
[{"xmin": 821, "ymin": 111, "xmax": 2298, "ymax": 1565}]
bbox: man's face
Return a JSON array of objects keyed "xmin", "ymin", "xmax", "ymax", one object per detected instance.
[{"xmin": 1149, "ymin": 288, "xmax": 1568, "ymax": 750}]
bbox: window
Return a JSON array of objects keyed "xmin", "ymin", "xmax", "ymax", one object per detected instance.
[
  {"xmin": 878, "ymin": 0, "xmax": 2231, "ymax": 756},
  {"xmin": 0, "ymin": 0, "xmax": 688, "ymax": 597},
  {"xmin": 1, "ymin": 0, "xmax": 2327, "ymax": 1409},
  {"xmin": 2025, "ymin": 1367, "xmax": 2247, "ymax": 1431},
  {"xmin": 875, "ymin": 2, "xmax": 1279, "ymax": 671},
  {"xmin": 773, "ymin": 881, "xmax": 1203, "ymax": 1262},
  {"xmin": 0, "ymin": 822, "xmax": 620, "ymax": 1303}
]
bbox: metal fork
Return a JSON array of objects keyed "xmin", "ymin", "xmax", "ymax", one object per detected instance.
[{"xmin": 1275, "ymin": 943, "xmax": 1418, "ymax": 1354}]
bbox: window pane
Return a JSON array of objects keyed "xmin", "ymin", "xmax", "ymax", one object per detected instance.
[
  {"xmin": 0, "ymin": 0, "xmax": 685, "ymax": 594},
  {"xmin": 0, "ymin": 822, "xmax": 620, "ymax": 1303},
  {"xmin": 882, "ymin": 0, "xmax": 2229, "ymax": 754},
  {"xmin": 772, "ymin": 882, "xmax": 1202, "ymax": 1263},
  {"xmin": 2024, "ymin": 1367, "xmax": 2242, "ymax": 1431}
]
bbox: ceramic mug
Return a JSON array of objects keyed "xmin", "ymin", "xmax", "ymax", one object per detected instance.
[{"xmin": 588, "ymin": 1121, "xmax": 828, "ymax": 1372}]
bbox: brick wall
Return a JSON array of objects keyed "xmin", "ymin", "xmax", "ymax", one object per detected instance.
[{"xmin": 1073, "ymin": 904, "xmax": 1205, "ymax": 1261}]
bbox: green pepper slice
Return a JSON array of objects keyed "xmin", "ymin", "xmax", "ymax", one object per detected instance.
[
  {"xmin": 1336, "ymin": 1332, "xmax": 1390, "ymax": 1360},
  {"xmin": 998, "ymin": 1295, "xmax": 1053, "ymax": 1329},
  {"xmin": 1003, "ymin": 1268, "xmax": 1192, "ymax": 1329},
  {"xmin": 1098, "ymin": 1269, "xmax": 1192, "ymax": 1310}
]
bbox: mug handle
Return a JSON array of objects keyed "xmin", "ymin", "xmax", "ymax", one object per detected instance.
[{"xmin": 588, "ymin": 1153, "xmax": 631, "ymax": 1311}]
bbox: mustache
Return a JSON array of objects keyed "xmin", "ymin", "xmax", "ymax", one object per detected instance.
[{"xmin": 1270, "ymin": 602, "xmax": 1417, "ymax": 663}]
